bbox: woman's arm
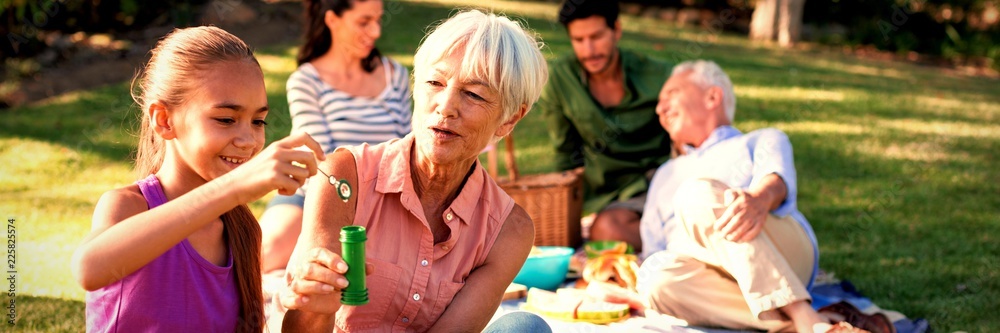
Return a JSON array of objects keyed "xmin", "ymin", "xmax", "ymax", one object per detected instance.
[
  {"xmin": 281, "ymin": 148, "xmax": 359, "ymax": 332},
  {"xmin": 72, "ymin": 133, "xmax": 324, "ymax": 291},
  {"xmin": 428, "ymin": 204, "xmax": 534, "ymax": 332}
]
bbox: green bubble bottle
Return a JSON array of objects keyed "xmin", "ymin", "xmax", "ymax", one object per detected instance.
[{"xmin": 339, "ymin": 226, "xmax": 369, "ymax": 305}]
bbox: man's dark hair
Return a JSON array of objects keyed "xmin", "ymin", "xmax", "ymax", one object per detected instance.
[{"xmin": 558, "ymin": 0, "xmax": 619, "ymax": 29}]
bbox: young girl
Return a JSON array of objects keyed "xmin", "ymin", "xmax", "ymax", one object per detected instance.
[{"xmin": 71, "ymin": 26, "xmax": 324, "ymax": 332}]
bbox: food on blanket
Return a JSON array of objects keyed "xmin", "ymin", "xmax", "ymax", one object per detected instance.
[
  {"xmin": 576, "ymin": 300, "xmax": 631, "ymax": 324},
  {"xmin": 568, "ymin": 248, "xmax": 588, "ymax": 274},
  {"xmin": 524, "ymin": 288, "xmax": 630, "ymax": 324},
  {"xmin": 525, "ymin": 288, "xmax": 581, "ymax": 321},
  {"xmin": 503, "ymin": 283, "xmax": 527, "ymax": 301},
  {"xmin": 584, "ymin": 240, "xmax": 634, "ymax": 258},
  {"xmin": 580, "ymin": 253, "xmax": 639, "ymax": 291}
]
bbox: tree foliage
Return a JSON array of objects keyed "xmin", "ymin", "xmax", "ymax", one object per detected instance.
[{"xmin": 1, "ymin": 0, "xmax": 207, "ymax": 59}]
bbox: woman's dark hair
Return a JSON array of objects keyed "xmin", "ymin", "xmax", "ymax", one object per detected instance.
[
  {"xmin": 298, "ymin": 0, "xmax": 382, "ymax": 72},
  {"xmin": 558, "ymin": 0, "xmax": 619, "ymax": 29}
]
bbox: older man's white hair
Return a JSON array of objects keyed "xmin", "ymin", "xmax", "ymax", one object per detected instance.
[
  {"xmin": 671, "ymin": 60, "xmax": 736, "ymax": 122},
  {"xmin": 413, "ymin": 10, "xmax": 548, "ymax": 125}
]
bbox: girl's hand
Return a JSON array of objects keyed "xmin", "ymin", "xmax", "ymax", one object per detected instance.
[{"xmin": 226, "ymin": 132, "xmax": 325, "ymax": 202}]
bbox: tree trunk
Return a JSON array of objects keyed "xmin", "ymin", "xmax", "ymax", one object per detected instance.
[
  {"xmin": 778, "ymin": 0, "xmax": 806, "ymax": 47},
  {"xmin": 750, "ymin": 0, "xmax": 778, "ymax": 41},
  {"xmin": 751, "ymin": 0, "xmax": 806, "ymax": 47}
]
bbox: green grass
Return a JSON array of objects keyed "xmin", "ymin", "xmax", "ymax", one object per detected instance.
[{"xmin": 1, "ymin": 0, "xmax": 998, "ymax": 331}]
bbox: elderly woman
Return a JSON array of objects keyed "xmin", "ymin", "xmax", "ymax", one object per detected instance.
[{"xmin": 275, "ymin": 10, "xmax": 550, "ymax": 332}]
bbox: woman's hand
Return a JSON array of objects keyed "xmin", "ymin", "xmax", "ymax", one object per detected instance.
[
  {"xmin": 225, "ymin": 132, "xmax": 325, "ymax": 203},
  {"xmin": 279, "ymin": 247, "xmax": 375, "ymax": 314},
  {"xmin": 280, "ymin": 247, "xmax": 348, "ymax": 314}
]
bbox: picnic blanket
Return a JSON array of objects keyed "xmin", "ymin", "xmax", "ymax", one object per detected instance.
[
  {"xmin": 266, "ymin": 267, "xmax": 929, "ymax": 332},
  {"xmin": 492, "ymin": 271, "xmax": 930, "ymax": 333}
]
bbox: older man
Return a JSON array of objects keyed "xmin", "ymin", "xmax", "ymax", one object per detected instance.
[{"xmin": 633, "ymin": 61, "xmax": 886, "ymax": 333}]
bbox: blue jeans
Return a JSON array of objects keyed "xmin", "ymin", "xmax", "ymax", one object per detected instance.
[{"xmin": 483, "ymin": 312, "xmax": 551, "ymax": 333}]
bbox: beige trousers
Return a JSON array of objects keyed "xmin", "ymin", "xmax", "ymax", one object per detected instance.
[{"xmin": 638, "ymin": 179, "xmax": 815, "ymax": 332}]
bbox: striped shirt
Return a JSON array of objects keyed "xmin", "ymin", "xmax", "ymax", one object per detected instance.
[
  {"xmin": 287, "ymin": 57, "xmax": 412, "ymax": 154},
  {"xmin": 286, "ymin": 57, "xmax": 412, "ymax": 196}
]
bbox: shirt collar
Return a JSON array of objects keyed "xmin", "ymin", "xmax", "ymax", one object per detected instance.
[
  {"xmin": 448, "ymin": 163, "xmax": 484, "ymax": 225},
  {"xmin": 376, "ymin": 134, "xmax": 479, "ymax": 225},
  {"xmin": 683, "ymin": 125, "xmax": 742, "ymax": 155},
  {"xmin": 376, "ymin": 134, "xmax": 413, "ymax": 195}
]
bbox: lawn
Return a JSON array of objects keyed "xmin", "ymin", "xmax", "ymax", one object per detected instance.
[{"xmin": 1, "ymin": 0, "xmax": 998, "ymax": 331}]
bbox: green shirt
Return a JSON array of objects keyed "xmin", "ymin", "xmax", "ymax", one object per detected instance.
[{"xmin": 538, "ymin": 49, "xmax": 673, "ymax": 214}]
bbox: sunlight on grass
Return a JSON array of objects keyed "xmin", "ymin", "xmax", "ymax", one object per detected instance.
[
  {"xmin": 23, "ymin": 242, "xmax": 84, "ymax": 301},
  {"xmin": 2, "ymin": 138, "xmax": 132, "ymax": 302},
  {"xmin": 808, "ymin": 58, "xmax": 913, "ymax": 80},
  {"xmin": 257, "ymin": 53, "xmax": 296, "ymax": 74},
  {"xmin": 859, "ymin": 141, "xmax": 962, "ymax": 163},
  {"xmin": 0, "ymin": 139, "xmax": 76, "ymax": 182},
  {"xmin": 878, "ymin": 119, "xmax": 1000, "ymax": 140},
  {"xmin": 29, "ymin": 89, "xmax": 91, "ymax": 107},
  {"xmin": 744, "ymin": 121, "xmax": 866, "ymax": 135},
  {"xmin": 1, "ymin": 138, "xmax": 132, "ymax": 244},
  {"xmin": 257, "ymin": 53, "xmax": 297, "ymax": 94},
  {"xmin": 914, "ymin": 95, "xmax": 1000, "ymax": 117},
  {"xmin": 409, "ymin": 0, "xmax": 558, "ymax": 21},
  {"xmin": 632, "ymin": 20, "xmax": 753, "ymax": 50},
  {"xmin": 736, "ymin": 86, "xmax": 849, "ymax": 102}
]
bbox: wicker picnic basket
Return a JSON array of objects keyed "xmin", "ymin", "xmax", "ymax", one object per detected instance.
[{"xmin": 488, "ymin": 136, "xmax": 583, "ymax": 248}]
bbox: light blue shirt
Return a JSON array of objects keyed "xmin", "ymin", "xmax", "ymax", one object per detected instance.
[{"xmin": 639, "ymin": 125, "xmax": 818, "ymax": 288}]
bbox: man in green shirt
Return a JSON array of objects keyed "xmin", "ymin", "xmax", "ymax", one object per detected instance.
[{"xmin": 539, "ymin": 0, "xmax": 672, "ymax": 252}]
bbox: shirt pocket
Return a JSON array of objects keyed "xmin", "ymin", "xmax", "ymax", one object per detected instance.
[
  {"xmin": 335, "ymin": 258, "xmax": 404, "ymax": 331},
  {"xmin": 427, "ymin": 280, "xmax": 466, "ymax": 325}
]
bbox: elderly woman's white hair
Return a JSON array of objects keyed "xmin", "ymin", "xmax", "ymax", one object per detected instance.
[
  {"xmin": 671, "ymin": 60, "xmax": 736, "ymax": 122},
  {"xmin": 413, "ymin": 10, "xmax": 548, "ymax": 125}
]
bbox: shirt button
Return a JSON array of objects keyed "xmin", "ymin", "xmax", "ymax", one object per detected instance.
[
  {"xmin": 421, "ymin": 259, "xmax": 428, "ymax": 267},
  {"xmin": 446, "ymin": 213, "xmax": 454, "ymax": 221},
  {"xmin": 402, "ymin": 317, "xmax": 409, "ymax": 323},
  {"xmin": 413, "ymin": 293, "xmax": 421, "ymax": 301}
]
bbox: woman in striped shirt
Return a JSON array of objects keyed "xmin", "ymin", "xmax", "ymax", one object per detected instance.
[{"xmin": 260, "ymin": 0, "xmax": 411, "ymax": 278}]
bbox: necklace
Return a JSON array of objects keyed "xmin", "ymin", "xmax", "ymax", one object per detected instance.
[{"xmin": 317, "ymin": 168, "xmax": 352, "ymax": 202}]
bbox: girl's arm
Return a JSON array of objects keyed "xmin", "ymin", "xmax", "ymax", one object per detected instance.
[
  {"xmin": 71, "ymin": 133, "xmax": 324, "ymax": 291},
  {"xmin": 428, "ymin": 205, "xmax": 534, "ymax": 332},
  {"xmin": 280, "ymin": 148, "xmax": 359, "ymax": 332}
]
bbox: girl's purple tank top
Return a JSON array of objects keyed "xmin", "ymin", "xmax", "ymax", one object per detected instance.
[{"xmin": 85, "ymin": 175, "xmax": 239, "ymax": 332}]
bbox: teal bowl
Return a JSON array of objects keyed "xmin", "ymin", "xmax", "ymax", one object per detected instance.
[{"xmin": 513, "ymin": 246, "xmax": 574, "ymax": 291}]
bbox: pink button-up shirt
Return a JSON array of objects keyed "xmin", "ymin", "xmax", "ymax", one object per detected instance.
[{"xmin": 334, "ymin": 134, "xmax": 515, "ymax": 332}]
